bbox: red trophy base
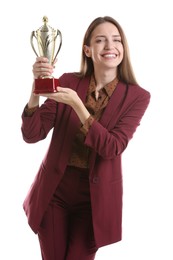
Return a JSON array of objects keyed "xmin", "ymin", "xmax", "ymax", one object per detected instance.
[{"xmin": 34, "ymin": 77, "xmax": 60, "ymax": 94}]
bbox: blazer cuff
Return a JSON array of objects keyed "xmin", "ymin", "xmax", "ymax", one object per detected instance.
[{"xmin": 80, "ymin": 116, "xmax": 95, "ymax": 135}]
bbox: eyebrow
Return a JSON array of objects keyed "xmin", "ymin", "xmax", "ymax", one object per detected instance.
[{"xmin": 95, "ymin": 34, "xmax": 121, "ymax": 38}]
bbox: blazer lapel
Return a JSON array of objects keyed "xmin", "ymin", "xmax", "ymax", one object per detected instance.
[{"xmin": 99, "ymin": 81, "xmax": 127, "ymax": 128}]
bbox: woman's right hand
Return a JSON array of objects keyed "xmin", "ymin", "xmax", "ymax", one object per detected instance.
[
  {"xmin": 27, "ymin": 57, "xmax": 55, "ymax": 108},
  {"xmin": 32, "ymin": 56, "xmax": 55, "ymax": 79}
]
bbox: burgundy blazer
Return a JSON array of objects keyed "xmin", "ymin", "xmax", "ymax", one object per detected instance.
[{"xmin": 21, "ymin": 73, "xmax": 150, "ymax": 248}]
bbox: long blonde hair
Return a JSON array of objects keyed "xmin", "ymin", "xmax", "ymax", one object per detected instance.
[{"xmin": 77, "ymin": 16, "xmax": 138, "ymax": 85}]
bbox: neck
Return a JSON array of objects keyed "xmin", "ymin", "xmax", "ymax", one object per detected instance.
[{"xmin": 93, "ymin": 68, "xmax": 117, "ymax": 90}]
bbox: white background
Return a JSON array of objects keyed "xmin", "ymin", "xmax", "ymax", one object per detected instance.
[{"xmin": 0, "ymin": 0, "xmax": 173, "ymax": 259}]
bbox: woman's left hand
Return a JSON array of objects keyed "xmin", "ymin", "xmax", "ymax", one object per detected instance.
[
  {"xmin": 38, "ymin": 86, "xmax": 79, "ymax": 107},
  {"xmin": 36, "ymin": 87, "xmax": 90, "ymax": 124}
]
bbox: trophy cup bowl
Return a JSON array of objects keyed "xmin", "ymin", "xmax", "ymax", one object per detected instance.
[{"xmin": 30, "ymin": 16, "xmax": 62, "ymax": 94}]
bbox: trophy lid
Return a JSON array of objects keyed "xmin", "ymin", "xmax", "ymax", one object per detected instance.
[{"xmin": 38, "ymin": 16, "xmax": 54, "ymax": 33}]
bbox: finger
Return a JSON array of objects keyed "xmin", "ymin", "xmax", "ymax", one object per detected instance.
[
  {"xmin": 32, "ymin": 70, "xmax": 53, "ymax": 80},
  {"xmin": 33, "ymin": 64, "xmax": 54, "ymax": 75},
  {"xmin": 34, "ymin": 62, "xmax": 53, "ymax": 70},
  {"xmin": 57, "ymin": 86, "xmax": 65, "ymax": 92},
  {"xmin": 34, "ymin": 92, "xmax": 51, "ymax": 98},
  {"xmin": 36, "ymin": 56, "xmax": 49, "ymax": 63},
  {"xmin": 32, "ymin": 57, "xmax": 54, "ymax": 79}
]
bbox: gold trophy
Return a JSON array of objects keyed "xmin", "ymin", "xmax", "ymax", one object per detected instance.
[{"xmin": 30, "ymin": 16, "xmax": 62, "ymax": 94}]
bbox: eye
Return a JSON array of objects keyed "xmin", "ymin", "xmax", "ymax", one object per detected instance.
[
  {"xmin": 95, "ymin": 39, "xmax": 101, "ymax": 43},
  {"xmin": 113, "ymin": 38, "xmax": 122, "ymax": 43},
  {"xmin": 95, "ymin": 38, "xmax": 105, "ymax": 43}
]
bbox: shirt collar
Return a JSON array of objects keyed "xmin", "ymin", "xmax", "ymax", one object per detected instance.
[
  {"xmin": 104, "ymin": 77, "xmax": 119, "ymax": 97},
  {"xmin": 88, "ymin": 75, "xmax": 119, "ymax": 97}
]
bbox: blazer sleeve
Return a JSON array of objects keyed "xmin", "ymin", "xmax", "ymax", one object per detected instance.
[
  {"xmin": 84, "ymin": 88, "xmax": 151, "ymax": 159},
  {"xmin": 21, "ymin": 73, "xmax": 82, "ymax": 144},
  {"xmin": 21, "ymin": 98, "xmax": 57, "ymax": 143}
]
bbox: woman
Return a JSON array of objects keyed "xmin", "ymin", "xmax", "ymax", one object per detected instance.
[{"xmin": 21, "ymin": 16, "xmax": 150, "ymax": 260}]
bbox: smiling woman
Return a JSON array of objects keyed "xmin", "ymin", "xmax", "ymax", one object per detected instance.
[
  {"xmin": 83, "ymin": 22, "xmax": 124, "ymax": 86},
  {"xmin": 21, "ymin": 16, "xmax": 150, "ymax": 260}
]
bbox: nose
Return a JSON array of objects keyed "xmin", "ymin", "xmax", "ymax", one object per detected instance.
[{"xmin": 104, "ymin": 39, "xmax": 114, "ymax": 50}]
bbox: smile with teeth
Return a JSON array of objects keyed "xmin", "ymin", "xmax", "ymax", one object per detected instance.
[{"xmin": 102, "ymin": 54, "xmax": 117, "ymax": 58}]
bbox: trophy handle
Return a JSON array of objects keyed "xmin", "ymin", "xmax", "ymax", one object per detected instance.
[
  {"xmin": 30, "ymin": 31, "xmax": 39, "ymax": 57},
  {"xmin": 52, "ymin": 29, "xmax": 62, "ymax": 64}
]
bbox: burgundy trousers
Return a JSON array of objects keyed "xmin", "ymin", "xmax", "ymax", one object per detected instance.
[{"xmin": 38, "ymin": 166, "xmax": 98, "ymax": 260}]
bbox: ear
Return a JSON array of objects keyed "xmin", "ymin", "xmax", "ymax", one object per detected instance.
[{"xmin": 83, "ymin": 45, "xmax": 91, "ymax": 57}]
